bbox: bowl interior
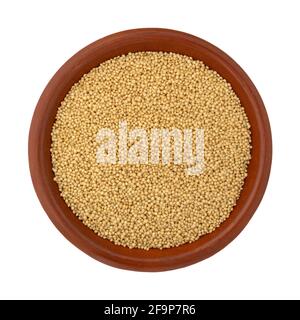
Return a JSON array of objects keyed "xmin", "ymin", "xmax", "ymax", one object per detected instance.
[{"xmin": 29, "ymin": 29, "xmax": 272, "ymax": 271}]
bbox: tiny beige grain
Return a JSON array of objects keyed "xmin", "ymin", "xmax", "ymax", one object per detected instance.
[{"xmin": 51, "ymin": 52, "xmax": 251, "ymax": 250}]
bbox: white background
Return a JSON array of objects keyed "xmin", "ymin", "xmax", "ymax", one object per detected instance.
[{"xmin": 0, "ymin": 0, "xmax": 299, "ymax": 300}]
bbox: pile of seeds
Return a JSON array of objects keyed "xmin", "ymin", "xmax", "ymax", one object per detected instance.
[{"xmin": 51, "ymin": 52, "xmax": 251, "ymax": 250}]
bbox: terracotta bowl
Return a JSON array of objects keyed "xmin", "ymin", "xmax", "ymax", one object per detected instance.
[{"xmin": 29, "ymin": 28, "xmax": 272, "ymax": 271}]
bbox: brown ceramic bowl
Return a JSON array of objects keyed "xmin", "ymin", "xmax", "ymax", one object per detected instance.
[{"xmin": 29, "ymin": 28, "xmax": 272, "ymax": 271}]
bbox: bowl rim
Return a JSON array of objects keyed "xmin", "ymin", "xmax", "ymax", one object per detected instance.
[{"xmin": 28, "ymin": 28, "xmax": 272, "ymax": 271}]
